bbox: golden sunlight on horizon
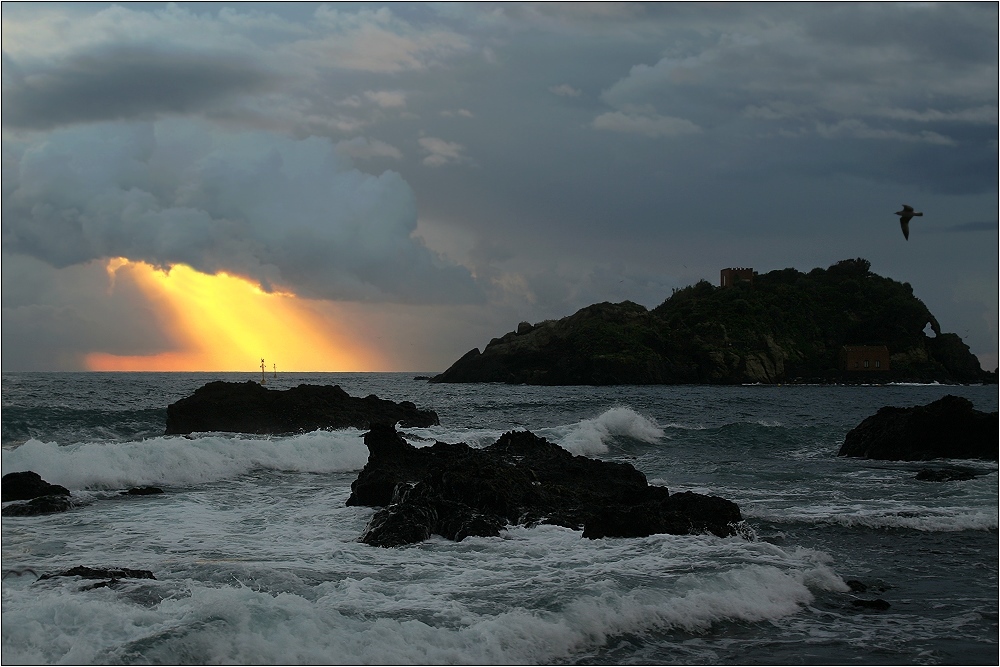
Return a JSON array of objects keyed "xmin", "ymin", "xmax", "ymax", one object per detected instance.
[{"xmin": 85, "ymin": 259, "xmax": 385, "ymax": 372}]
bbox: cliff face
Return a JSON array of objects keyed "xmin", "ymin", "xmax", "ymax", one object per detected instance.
[{"xmin": 431, "ymin": 259, "xmax": 988, "ymax": 386}]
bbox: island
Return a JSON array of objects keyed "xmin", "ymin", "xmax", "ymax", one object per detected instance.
[{"xmin": 431, "ymin": 258, "xmax": 990, "ymax": 385}]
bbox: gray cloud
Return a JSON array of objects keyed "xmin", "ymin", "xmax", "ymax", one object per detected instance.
[
  {"xmin": 591, "ymin": 110, "xmax": 701, "ymax": 137},
  {"xmin": 2, "ymin": 46, "xmax": 275, "ymax": 130},
  {"xmin": 2, "ymin": 120, "xmax": 482, "ymax": 304},
  {"xmin": 1, "ymin": 254, "xmax": 175, "ymax": 370}
]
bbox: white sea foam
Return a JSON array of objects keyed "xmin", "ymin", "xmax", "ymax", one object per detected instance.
[
  {"xmin": 0, "ymin": 529, "xmax": 849, "ymax": 666},
  {"xmin": 812, "ymin": 510, "xmax": 998, "ymax": 532},
  {"xmin": 542, "ymin": 407, "xmax": 665, "ymax": 455},
  {"xmin": 401, "ymin": 427, "xmax": 506, "ymax": 450},
  {"xmin": 407, "ymin": 407, "xmax": 665, "ymax": 456},
  {"xmin": 0, "ymin": 430, "xmax": 370, "ymax": 491},
  {"xmin": 662, "ymin": 422, "xmax": 707, "ymax": 430},
  {"xmin": 741, "ymin": 505, "xmax": 999, "ymax": 532}
]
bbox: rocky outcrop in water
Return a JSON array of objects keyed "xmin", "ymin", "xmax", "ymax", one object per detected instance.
[
  {"xmin": 348, "ymin": 424, "xmax": 742, "ymax": 547},
  {"xmin": 1, "ymin": 471, "xmax": 73, "ymax": 516},
  {"xmin": 431, "ymin": 259, "xmax": 988, "ymax": 385},
  {"xmin": 2, "ymin": 471, "xmax": 70, "ymax": 502},
  {"xmin": 838, "ymin": 395, "xmax": 998, "ymax": 461},
  {"xmin": 165, "ymin": 381, "xmax": 439, "ymax": 435}
]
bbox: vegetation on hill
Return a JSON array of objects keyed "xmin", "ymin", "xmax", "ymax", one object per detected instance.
[{"xmin": 431, "ymin": 259, "xmax": 990, "ymax": 385}]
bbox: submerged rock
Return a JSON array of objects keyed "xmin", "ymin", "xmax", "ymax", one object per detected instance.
[
  {"xmin": 165, "ymin": 381, "xmax": 439, "ymax": 435},
  {"xmin": 914, "ymin": 467, "xmax": 981, "ymax": 482},
  {"xmin": 350, "ymin": 424, "xmax": 742, "ymax": 547},
  {"xmin": 838, "ymin": 395, "xmax": 998, "ymax": 461},
  {"xmin": 2, "ymin": 495, "xmax": 75, "ymax": 517},
  {"xmin": 37, "ymin": 566, "xmax": 155, "ymax": 581},
  {"xmin": 851, "ymin": 598, "xmax": 891, "ymax": 611},
  {"xmin": 121, "ymin": 486, "xmax": 165, "ymax": 495}
]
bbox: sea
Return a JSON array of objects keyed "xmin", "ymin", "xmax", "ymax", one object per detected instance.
[{"xmin": 1, "ymin": 372, "xmax": 997, "ymax": 666}]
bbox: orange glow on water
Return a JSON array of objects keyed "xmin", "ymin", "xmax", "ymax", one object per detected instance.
[{"xmin": 85, "ymin": 260, "xmax": 383, "ymax": 371}]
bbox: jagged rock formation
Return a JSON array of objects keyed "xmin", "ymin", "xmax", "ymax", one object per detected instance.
[
  {"xmin": 432, "ymin": 259, "xmax": 988, "ymax": 385},
  {"xmin": 165, "ymin": 381, "xmax": 439, "ymax": 435},
  {"xmin": 838, "ymin": 395, "xmax": 998, "ymax": 461},
  {"xmin": 348, "ymin": 424, "xmax": 743, "ymax": 547}
]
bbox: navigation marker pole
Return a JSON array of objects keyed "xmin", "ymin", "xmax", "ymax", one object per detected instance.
[{"xmin": 260, "ymin": 358, "xmax": 267, "ymax": 385}]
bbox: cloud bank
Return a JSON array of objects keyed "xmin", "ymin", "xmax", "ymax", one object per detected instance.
[{"xmin": 2, "ymin": 120, "xmax": 481, "ymax": 304}]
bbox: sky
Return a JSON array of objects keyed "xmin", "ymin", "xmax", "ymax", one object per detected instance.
[{"xmin": 2, "ymin": 2, "xmax": 997, "ymax": 373}]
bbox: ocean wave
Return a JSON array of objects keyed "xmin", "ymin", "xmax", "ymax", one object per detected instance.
[
  {"xmin": 747, "ymin": 508, "xmax": 998, "ymax": 532},
  {"xmin": 400, "ymin": 427, "xmax": 506, "ymax": 451},
  {"xmin": 403, "ymin": 407, "xmax": 665, "ymax": 457},
  {"xmin": 818, "ymin": 511, "xmax": 997, "ymax": 532},
  {"xmin": 0, "ymin": 431, "xmax": 370, "ymax": 491},
  {"xmin": 0, "ymin": 536, "xmax": 847, "ymax": 665},
  {"xmin": 540, "ymin": 407, "xmax": 665, "ymax": 456},
  {"xmin": 661, "ymin": 422, "xmax": 707, "ymax": 431}
]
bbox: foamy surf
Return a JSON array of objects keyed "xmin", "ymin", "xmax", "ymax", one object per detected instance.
[
  {"xmin": 404, "ymin": 406, "xmax": 664, "ymax": 457},
  {"xmin": 0, "ymin": 430, "xmax": 370, "ymax": 491},
  {"xmin": 541, "ymin": 406, "xmax": 664, "ymax": 455},
  {"xmin": 755, "ymin": 507, "xmax": 1000, "ymax": 532},
  {"xmin": 1, "ymin": 526, "xmax": 848, "ymax": 666}
]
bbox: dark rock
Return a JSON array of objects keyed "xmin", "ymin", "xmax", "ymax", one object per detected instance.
[
  {"xmin": 121, "ymin": 486, "xmax": 164, "ymax": 495},
  {"xmin": 851, "ymin": 598, "xmax": 891, "ymax": 611},
  {"xmin": 845, "ymin": 579, "xmax": 891, "ymax": 594},
  {"xmin": 351, "ymin": 424, "xmax": 742, "ymax": 547},
  {"xmin": 914, "ymin": 467, "xmax": 980, "ymax": 482},
  {"xmin": 2, "ymin": 495, "xmax": 74, "ymax": 516},
  {"xmin": 581, "ymin": 491, "xmax": 742, "ymax": 540},
  {"xmin": 165, "ymin": 381, "xmax": 439, "ymax": 435},
  {"xmin": 838, "ymin": 395, "xmax": 998, "ymax": 461},
  {"xmin": 37, "ymin": 566, "xmax": 155, "ymax": 581},
  {"xmin": 846, "ymin": 579, "xmax": 867, "ymax": 593},
  {"xmin": 2, "ymin": 471, "xmax": 70, "ymax": 502}
]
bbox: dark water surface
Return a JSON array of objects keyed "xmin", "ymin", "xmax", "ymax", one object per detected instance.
[{"xmin": 2, "ymin": 373, "xmax": 997, "ymax": 664}]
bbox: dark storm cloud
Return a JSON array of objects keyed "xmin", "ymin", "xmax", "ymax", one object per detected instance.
[
  {"xmin": 1, "ymin": 253, "xmax": 176, "ymax": 370},
  {"xmin": 2, "ymin": 120, "xmax": 483, "ymax": 305},
  {"xmin": 2, "ymin": 46, "xmax": 275, "ymax": 130},
  {"xmin": 802, "ymin": 2, "xmax": 998, "ymax": 62}
]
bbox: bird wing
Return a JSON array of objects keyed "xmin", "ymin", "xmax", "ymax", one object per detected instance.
[
  {"xmin": 900, "ymin": 218, "xmax": 910, "ymax": 240},
  {"xmin": 901, "ymin": 204, "xmax": 914, "ymax": 212}
]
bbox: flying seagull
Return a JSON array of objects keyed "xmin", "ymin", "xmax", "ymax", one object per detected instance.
[{"xmin": 895, "ymin": 204, "xmax": 923, "ymax": 240}]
